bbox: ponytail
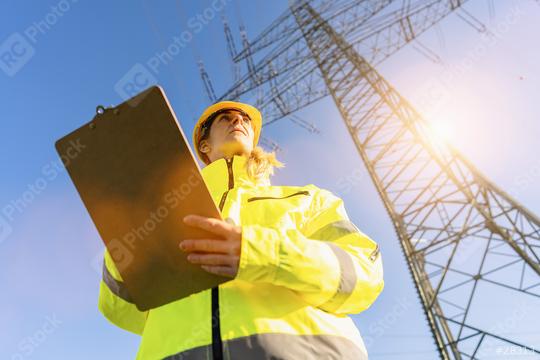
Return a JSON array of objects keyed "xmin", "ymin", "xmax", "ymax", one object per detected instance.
[{"xmin": 245, "ymin": 146, "xmax": 285, "ymax": 183}]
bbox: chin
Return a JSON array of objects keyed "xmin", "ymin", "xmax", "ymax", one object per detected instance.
[{"xmin": 218, "ymin": 140, "xmax": 250, "ymax": 157}]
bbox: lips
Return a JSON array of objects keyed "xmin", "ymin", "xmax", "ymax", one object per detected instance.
[{"xmin": 230, "ymin": 128, "xmax": 246, "ymax": 135}]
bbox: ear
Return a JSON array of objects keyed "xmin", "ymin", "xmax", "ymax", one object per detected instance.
[{"xmin": 199, "ymin": 139, "xmax": 211, "ymax": 155}]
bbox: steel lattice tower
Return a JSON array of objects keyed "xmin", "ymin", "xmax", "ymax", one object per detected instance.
[{"xmin": 216, "ymin": 1, "xmax": 540, "ymax": 358}]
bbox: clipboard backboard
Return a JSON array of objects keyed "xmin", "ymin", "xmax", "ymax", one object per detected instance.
[{"xmin": 55, "ymin": 85, "xmax": 230, "ymax": 311}]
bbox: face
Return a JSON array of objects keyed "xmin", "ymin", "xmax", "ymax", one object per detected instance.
[{"xmin": 199, "ymin": 109, "xmax": 255, "ymax": 163}]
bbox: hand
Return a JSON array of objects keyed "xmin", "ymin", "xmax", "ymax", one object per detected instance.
[{"xmin": 180, "ymin": 214, "xmax": 242, "ymax": 278}]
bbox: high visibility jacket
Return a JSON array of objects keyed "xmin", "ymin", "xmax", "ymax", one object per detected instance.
[{"xmin": 98, "ymin": 154, "xmax": 384, "ymax": 359}]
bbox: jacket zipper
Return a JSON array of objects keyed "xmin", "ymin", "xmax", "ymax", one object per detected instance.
[
  {"xmin": 212, "ymin": 156, "xmax": 234, "ymax": 360},
  {"xmin": 247, "ymin": 190, "xmax": 310, "ymax": 202}
]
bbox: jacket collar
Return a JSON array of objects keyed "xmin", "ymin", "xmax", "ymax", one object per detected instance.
[{"xmin": 201, "ymin": 154, "xmax": 271, "ymax": 197}]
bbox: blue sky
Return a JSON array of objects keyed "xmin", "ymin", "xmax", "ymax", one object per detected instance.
[{"xmin": 1, "ymin": 1, "xmax": 539, "ymax": 359}]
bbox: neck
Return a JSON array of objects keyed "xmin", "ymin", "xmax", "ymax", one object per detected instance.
[{"xmin": 214, "ymin": 141, "xmax": 249, "ymax": 162}]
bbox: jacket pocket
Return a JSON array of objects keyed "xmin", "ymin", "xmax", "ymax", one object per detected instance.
[{"xmin": 247, "ymin": 190, "xmax": 310, "ymax": 203}]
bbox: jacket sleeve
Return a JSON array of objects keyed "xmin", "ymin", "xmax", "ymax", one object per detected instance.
[
  {"xmin": 98, "ymin": 248, "xmax": 148, "ymax": 335},
  {"xmin": 235, "ymin": 188, "xmax": 384, "ymax": 315}
]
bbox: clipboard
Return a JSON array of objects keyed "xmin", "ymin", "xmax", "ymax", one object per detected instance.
[{"xmin": 55, "ymin": 85, "xmax": 230, "ymax": 311}]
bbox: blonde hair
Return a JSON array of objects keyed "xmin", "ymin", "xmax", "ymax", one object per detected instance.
[{"xmin": 245, "ymin": 146, "xmax": 285, "ymax": 183}]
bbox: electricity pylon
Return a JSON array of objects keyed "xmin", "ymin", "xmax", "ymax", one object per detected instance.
[
  {"xmin": 220, "ymin": 0, "xmax": 482, "ymax": 122},
  {"xmin": 215, "ymin": 0, "xmax": 540, "ymax": 358}
]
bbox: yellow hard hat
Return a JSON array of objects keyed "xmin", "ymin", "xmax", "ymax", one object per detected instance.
[{"xmin": 192, "ymin": 101, "xmax": 262, "ymax": 165}]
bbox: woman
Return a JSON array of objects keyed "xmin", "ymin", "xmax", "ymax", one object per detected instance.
[{"xmin": 98, "ymin": 101, "xmax": 384, "ymax": 359}]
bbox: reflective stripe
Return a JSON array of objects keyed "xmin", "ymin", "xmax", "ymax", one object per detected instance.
[
  {"xmin": 305, "ymin": 220, "xmax": 364, "ymax": 311},
  {"xmin": 164, "ymin": 333, "xmax": 367, "ymax": 360},
  {"xmin": 321, "ymin": 242, "xmax": 357, "ymax": 311},
  {"xmin": 309, "ymin": 219, "xmax": 380, "ymax": 263},
  {"xmin": 102, "ymin": 260, "xmax": 134, "ymax": 303},
  {"xmin": 307, "ymin": 219, "xmax": 360, "ymax": 240}
]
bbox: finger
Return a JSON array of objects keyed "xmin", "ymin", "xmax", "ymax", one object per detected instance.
[
  {"xmin": 187, "ymin": 253, "xmax": 236, "ymax": 266},
  {"xmin": 201, "ymin": 265, "xmax": 236, "ymax": 278},
  {"xmin": 180, "ymin": 239, "xmax": 230, "ymax": 253},
  {"xmin": 183, "ymin": 215, "xmax": 233, "ymax": 237}
]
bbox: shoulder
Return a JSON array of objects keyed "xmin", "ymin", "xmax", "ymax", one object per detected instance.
[{"xmin": 300, "ymin": 184, "xmax": 344, "ymax": 213}]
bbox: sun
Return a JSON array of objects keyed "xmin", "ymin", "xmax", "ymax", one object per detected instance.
[{"xmin": 425, "ymin": 114, "xmax": 456, "ymax": 145}]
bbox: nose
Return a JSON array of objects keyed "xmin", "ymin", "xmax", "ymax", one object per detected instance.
[{"xmin": 231, "ymin": 114, "xmax": 243, "ymax": 125}]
